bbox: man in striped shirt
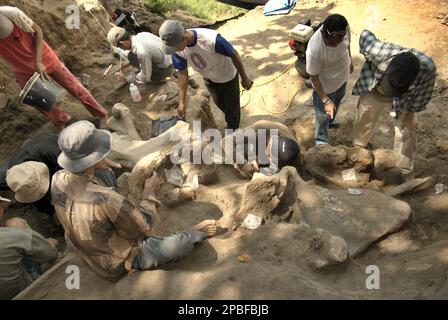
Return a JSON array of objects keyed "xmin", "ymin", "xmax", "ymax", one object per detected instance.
[{"xmin": 352, "ymin": 30, "xmax": 436, "ymax": 180}]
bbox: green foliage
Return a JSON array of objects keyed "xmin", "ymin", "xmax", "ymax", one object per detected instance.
[{"xmin": 140, "ymin": 0, "xmax": 245, "ymax": 20}]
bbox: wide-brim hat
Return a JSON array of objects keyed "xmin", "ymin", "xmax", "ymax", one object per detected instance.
[
  {"xmin": 6, "ymin": 161, "xmax": 50, "ymax": 204},
  {"xmin": 57, "ymin": 120, "xmax": 113, "ymax": 173}
]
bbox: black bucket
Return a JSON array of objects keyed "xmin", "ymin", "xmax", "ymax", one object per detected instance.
[{"xmin": 19, "ymin": 73, "xmax": 62, "ymax": 112}]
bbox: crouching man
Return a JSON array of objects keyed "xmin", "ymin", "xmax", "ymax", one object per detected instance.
[
  {"xmin": 222, "ymin": 120, "xmax": 301, "ymax": 179},
  {"xmin": 0, "ymin": 206, "xmax": 58, "ymax": 300},
  {"xmin": 51, "ymin": 121, "xmax": 217, "ymax": 279}
]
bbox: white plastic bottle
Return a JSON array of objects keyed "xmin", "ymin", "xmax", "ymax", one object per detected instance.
[{"xmin": 129, "ymin": 83, "xmax": 142, "ymax": 103}]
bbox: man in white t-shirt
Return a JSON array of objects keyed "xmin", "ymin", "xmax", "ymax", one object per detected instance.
[
  {"xmin": 306, "ymin": 14, "xmax": 353, "ymax": 145},
  {"xmin": 107, "ymin": 27, "xmax": 173, "ymax": 84},
  {"xmin": 159, "ymin": 20, "xmax": 253, "ymax": 130}
]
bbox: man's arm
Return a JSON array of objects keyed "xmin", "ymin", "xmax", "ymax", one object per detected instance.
[
  {"xmin": 215, "ymin": 34, "xmax": 253, "ymax": 90},
  {"xmin": 31, "ymin": 22, "xmax": 50, "ymax": 80},
  {"xmin": 309, "ymin": 75, "xmax": 337, "ymax": 120},
  {"xmin": 129, "ymin": 54, "xmax": 152, "ymax": 84},
  {"xmin": 306, "ymin": 42, "xmax": 338, "ymax": 120},
  {"xmin": 106, "ymin": 175, "xmax": 161, "ymax": 240},
  {"xmin": 28, "ymin": 230, "xmax": 58, "ymax": 264},
  {"xmin": 177, "ymin": 68, "xmax": 189, "ymax": 118},
  {"xmin": 231, "ymin": 50, "xmax": 253, "ymax": 90}
]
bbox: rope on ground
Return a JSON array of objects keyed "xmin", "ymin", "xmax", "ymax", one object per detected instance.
[
  {"xmin": 87, "ymin": 10, "xmax": 108, "ymax": 36},
  {"xmin": 240, "ymin": 61, "xmax": 307, "ymax": 115}
]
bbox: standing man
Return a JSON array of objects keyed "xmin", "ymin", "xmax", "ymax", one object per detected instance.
[
  {"xmin": 107, "ymin": 26, "xmax": 174, "ymax": 84},
  {"xmin": 352, "ymin": 30, "xmax": 436, "ymax": 181},
  {"xmin": 306, "ymin": 14, "xmax": 353, "ymax": 145},
  {"xmin": 0, "ymin": 6, "xmax": 108, "ymax": 130},
  {"xmin": 159, "ymin": 20, "xmax": 253, "ymax": 130}
]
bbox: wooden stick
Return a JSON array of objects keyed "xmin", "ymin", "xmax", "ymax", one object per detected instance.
[{"xmin": 103, "ymin": 64, "xmax": 113, "ymax": 76}]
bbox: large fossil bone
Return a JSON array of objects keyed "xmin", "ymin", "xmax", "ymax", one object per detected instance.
[{"xmin": 107, "ymin": 103, "xmax": 142, "ymax": 140}]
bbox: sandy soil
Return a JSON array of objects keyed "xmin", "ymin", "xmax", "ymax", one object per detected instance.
[{"xmin": 1, "ymin": 0, "xmax": 448, "ymax": 299}]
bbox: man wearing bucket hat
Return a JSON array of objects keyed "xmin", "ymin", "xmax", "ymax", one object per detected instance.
[
  {"xmin": 107, "ymin": 26, "xmax": 174, "ymax": 84},
  {"xmin": 0, "ymin": 6, "xmax": 108, "ymax": 130},
  {"xmin": 159, "ymin": 20, "xmax": 253, "ymax": 129},
  {"xmin": 352, "ymin": 30, "xmax": 436, "ymax": 181},
  {"xmin": 51, "ymin": 120, "xmax": 217, "ymax": 279},
  {"xmin": 0, "ymin": 133, "xmax": 119, "ymax": 216}
]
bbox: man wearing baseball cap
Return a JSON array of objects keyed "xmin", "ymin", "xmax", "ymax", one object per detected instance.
[
  {"xmin": 352, "ymin": 30, "xmax": 436, "ymax": 181},
  {"xmin": 51, "ymin": 120, "xmax": 217, "ymax": 279},
  {"xmin": 107, "ymin": 26, "xmax": 173, "ymax": 84},
  {"xmin": 159, "ymin": 20, "xmax": 253, "ymax": 130},
  {"xmin": 221, "ymin": 120, "xmax": 301, "ymax": 179}
]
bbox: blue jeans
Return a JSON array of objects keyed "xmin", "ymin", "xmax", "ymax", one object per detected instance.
[
  {"xmin": 133, "ymin": 231, "xmax": 207, "ymax": 270},
  {"xmin": 312, "ymin": 82, "xmax": 347, "ymax": 145}
]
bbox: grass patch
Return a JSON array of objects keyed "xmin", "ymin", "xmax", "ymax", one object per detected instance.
[{"xmin": 140, "ymin": 0, "xmax": 246, "ymax": 21}]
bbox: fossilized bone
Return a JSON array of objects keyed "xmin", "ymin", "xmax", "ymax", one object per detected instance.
[
  {"xmin": 384, "ymin": 176, "xmax": 435, "ymax": 197},
  {"xmin": 107, "ymin": 103, "xmax": 142, "ymax": 140},
  {"xmin": 109, "ymin": 120, "xmax": 190, "ymax": 168}
]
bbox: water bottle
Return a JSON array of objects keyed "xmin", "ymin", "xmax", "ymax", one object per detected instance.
[{"xmin": 129, "ymin": 83, "xmax": 142, "ymax": 103}]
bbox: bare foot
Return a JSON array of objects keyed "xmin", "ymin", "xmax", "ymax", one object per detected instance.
[{"xmin": 194, "ymin": 219, "xmax": 217, "ymax": 238}]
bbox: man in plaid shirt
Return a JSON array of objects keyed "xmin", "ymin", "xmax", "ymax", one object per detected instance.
[{"xmin": 352, "ymin": 29, "xmax": 436, "ymax": 180}]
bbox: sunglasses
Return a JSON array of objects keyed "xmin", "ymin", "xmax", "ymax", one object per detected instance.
[{"xmin": 325, "ymin": 29, "xmax": 346, "ymax": 37}]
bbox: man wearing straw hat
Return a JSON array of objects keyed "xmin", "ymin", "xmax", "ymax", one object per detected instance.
[
  {"xmin": 0, "ymin": 6, "xmax": 108, "ymax": 130},
  {"xmin": 51, "ymin": 120, "xmax": 217, "ymax": 279}
]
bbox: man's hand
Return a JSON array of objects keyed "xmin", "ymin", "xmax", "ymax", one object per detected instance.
[
  {"xmin": 96, "ymin": 158, "xmax": 122, "ymax": 172},
  {"xmin": 35, "ymin": 62, "xmax": 50, "ymax": 81},
  {"xmin": 177, "ymin": 103, "xmax": 186, "ymax": 119},
  {"xmin": 143, "ymin": 174, "xmax": 162, "ymax": 200},
  {"xmin": 324, "ymin": 100, "xmax": 336, "ymax": 120},
  {"xmin": 47, "ymin": 238, "xmax": 59, "ymax": 249},
  {"xmin": 241, "ymin": 161, "xmax": 259, "ymax": 179},
  {"xmin": 114, "ymin": 72, "xmax": 127, "ymax": 83},
  {"xmin": 241, "ymin": 77, "xmax": 254, "ymax": 90},
  {"xmin": 402, "ymin": 112, "xmax": 415, "ymax": 129}
]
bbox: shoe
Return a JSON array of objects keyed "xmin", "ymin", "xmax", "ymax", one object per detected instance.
[{"xmin": 329, "ymin": 122, "xmax": 340, "ymax": 129}]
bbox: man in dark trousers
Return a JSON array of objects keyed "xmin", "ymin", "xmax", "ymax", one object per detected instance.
[{"xmin": 159, "ymin": 20, "xmax": 253, "ymax": 130}]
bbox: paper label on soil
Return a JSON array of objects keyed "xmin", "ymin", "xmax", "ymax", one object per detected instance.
[
  {"xmin": 341, "ymin": 168, "xmax": 357, "ymax": 181},
  {"xmin": 241, "ymin": 214, "xmax": 262, "ymax": 230}
]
